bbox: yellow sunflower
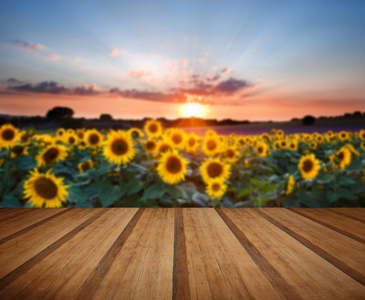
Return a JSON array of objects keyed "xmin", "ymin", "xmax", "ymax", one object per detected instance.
[
  {"xmin": 273, "ymin": 141, "xmax": 281, "ymax": 151},
  {"xmin": 280, "ymin": 139, "xmax": 288, "ymax": 149},
  {"xmin": 168, "ymin": 128, "xmax": 186, "ymax": 149},
  {"xmin": 85, "ymin": 129, "xmax": 103, "ymax": 148},
  {"xmin": 331, "ymin": 148, "xmax": 351, "ymax": 169},
  {"xmin": 360, "ymin": 141, "xmax": 365, "ymax": 151},
  {"xmin": 343, "ymin": 144, "xmax": 361, "ymax": 157},
  {"xmin": 286, "ymin": 175, "xmax": 295, "ymax": 195},
  {"xmin": 65, "ymin": 133, "xmax": 77, "ymax": 146},
  {"xmin": 103, "ymin": 131, "xmax": 136, "ymax": 165},
  {"xmin": 157, "ymin": 150, "xmax": 189, "ymax": 184},
  {"xmin": 19, "ymin": 131, "xmax": 31, "ymax": 145},
  {"xmin": 128, "ymin": 128, "xmax": 145, "ymax": 139},
  {"xmin": 298, "ymin": 154, "xmax": 321, "ymax": 180},
  {"xmin": 36, "ymin": 144, "xmax": 68, "ymax": 167},
  {"xmin": 338, "ymin": 131, "xmax": 349, "ymax": 141},
  {"xmin": 11, "ymin": 145, "xmax": 28, "ymax": 158},
  {"xmin": 202, "ymin": 136, "xmax": 222, "ymax": 157},
  {"xmin": 78, "ymin": 160, "xmax": 94, "ymax": 173},
  {"xmin": 205, "ymin": 129, "xmax": 217, "ymax": 137},
  {"xmin": 77, "ymin": 140, "xmax": 88, "ymax": 150},
  {"xmin": 223, "ymin": 146, "xmax": 240, "ymax": 163},
  {"xmin": 0, "ymin": 124, "xmax": 19, "ymax": 148},
  {"xmin": 288, "ymin": 140, "xmax": 298, "ymax": 151},
  {"xmin": 144, "ymin": 120, "xmax": 162, "ymax": 138},
  {"xmin": 157, "ymin": 140, "xmax": 174, "ymax": 154},
  {"xmin": 359, "ymin": 129, "xmax": 365, "ymax": 141},
  {"xmin": 56, "ymin": 128, "xmax": 66, "ymax": 137},
  {"xmin": 206, "ymin": 179, "xmax": 227, "ymax": 199},
  {"xmin": 23, "ymin": 169, "xmax": 69, "ymax": 208},
  {"xmin": 255, "ymin": 141, "xmax": 270, "ymax": 157},
  {"xmin": 271, "ymin": 128, "xmax": 277, "ymax": 135},
  {"xmin": 316, "ymin": 135, "xmax": 324, "ymax": 143},
  {"xmin": 66, "ymin": 129, "xmax": 75, "ymax": 135},
  {"xmin": 200, "ymin": 158, "xmax": 231, "ymax": 184},
  {"xmin": 185, "ymin": 133, "xmax": 200, "ymax": 153},
  {"xmin": 309, "ymin": 141, "xmax": 317, "ymax": 150},
  {"xmin": 144, "ymin": 139, "xmax": 158, "ymax": 153},
  {"xmin": 76, "ymin": 129, "xmax": 85, "ymax": 140}
]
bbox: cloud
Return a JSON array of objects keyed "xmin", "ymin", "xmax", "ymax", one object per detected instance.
[
  {"xmin": 74, "ymin": 57, "xmax": 80, "ymax": 62},
  {"xmin": 167, "ymin": 59, "xmax": 188, "ymax": 71},
  {"xmin": 109, "ymin": 88, "xmax": 186, "ymax": 103},
  {"xmin": 4, "ymin": 38, "xmax": 45, "ymax": 51},
  {"xmin": 128, "ymin": 70, "xmax": 153, "ymax": 78},
  {"xmin": 45, "ymin": 54, "xmax": 60, "ymax": 61},
  {"xmin": 109, "ymin": 49, "xmax": 119, "ymax": 57},
  {"xmin": 1, "ymin": 78, "xmax": 23, "ymax": 84},
  {"xmin": 213, "ymin": 77, "xmax": 251, "ymax": 95},
  {"xmin": 8, "ymin": 81, "xmax": 100, "ymax": 96}
]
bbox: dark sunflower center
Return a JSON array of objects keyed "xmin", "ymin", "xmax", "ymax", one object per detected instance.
[
  {"xmin": 78, "ymin": 132, "xmax": 84, "ymax": 139},
  {"xmin": 302, "ymin": 159, "xmax": 313, "ymax": 173},
  {"xmin": 69, "ymin": 137, "xmax": 76, "ymax": 144},
  {"xmin": 2, "ymin": 129, "xmax": 15, "ymax": 141},
  {"xmin": 82, "ymin": 161, "xmax": 91, "ymax": 172},
  {"xmin": 361, "ymin": 133, "xmax": 365, "ymax": 139},
  {"xmin": 80, "ymin": 141, "xmax": 86, "ymax": 147},
  {"xmin": 21, "ymin": 134, "xmax": 29, "ymax": 143},
  {"xmin": 159, "ymin": 144, "xmax": 172, "ymax": 153},
  {"xmin": 227, "ymin": 149, "xmax": 235, "ymax": 158},
  {"xmin": 58, "ymin": 131, "xmax": 64, "ymax": 136},
  {"xmin": 172, "ymin": 134, "xmax": 183, "ymax": 144},
  {"xmin": 207, "ymin": 162, "xmax": 223, "ymax": 178},
  {"xmin": 212, "ymin": 183, "xmax": 221, "ymax": 192},
  {"xmin": 207, "ymin": 140, "xmax": 217, "ymax": 151},
  {"xmin": 89, "ymin": 134, "xmax": 100, "ymax": 145},
  {"xmin": 257, "ymin": 146, "xmax": 263, "ymax": 154},
  {"xmin": 290, "ymin": 144, "xmax": 295, "ymax": 149},
  {"xmin": 111, "ymin": 139, "xmax": 128, "ymax": 155},
  {"xmin": 34, "ymin": 177, "xmax": 58, "ymax": 199},
  {"xmin": 281, "ymin": 141, "xmax": 287, "ymax": 147},
  {"xmin": 166, "ymin": 156, "xmax": 182, "ymax": 174},
  {"xmin": 341, "ymin": 133, "xmax": 346, "ymax": 138},
  {"xmin": 149, "ymin": 124, "xmax": 158, "ymax": 133},
  {"xmin": 188, "ymin": 138, "xmax": 195, "ymax": 147},
  {"xmin": 337, "ymin": 151, "xmax": 344, "ymax": 161},
  {"xmin": 43, "ymin": 148, "xmax": 60, "ymax": 164},
  {"xmin": 131, "ymin": 131, "xmax": 140, "ymax": 139},
  {"xmin": 13, "ymin": 145, "xmax": 24, "ymax": 155},
  {"xmin": 146, "ymin": 141, "xmax": 156, "ymax": 151}
]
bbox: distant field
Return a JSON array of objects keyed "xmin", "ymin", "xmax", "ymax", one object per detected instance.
[{"xmin": 183, "ymin": 124, "xmax": 365, "ymax": 136}]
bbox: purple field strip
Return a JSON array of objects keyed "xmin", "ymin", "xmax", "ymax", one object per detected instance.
[{"xmin": 183, "ymin": 124, "xmax": 365, "ymax": 136}]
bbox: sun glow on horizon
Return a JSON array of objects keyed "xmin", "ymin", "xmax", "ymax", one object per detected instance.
[{"xmin": 180, "ymin": 102, "xmax": 207, "ymax": 118}]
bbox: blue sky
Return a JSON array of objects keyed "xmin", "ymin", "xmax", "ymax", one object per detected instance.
[{"xmin": 0, "ymin": 0, "xmax": 364, "ymax": 120}]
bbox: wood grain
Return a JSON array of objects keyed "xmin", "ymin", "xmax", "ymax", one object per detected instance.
[{"xmin": 0, "ymin": 208, "xmax": 364, "ymax": 299}]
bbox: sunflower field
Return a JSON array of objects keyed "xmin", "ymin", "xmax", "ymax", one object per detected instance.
[{"xmin": 0, "ymin": 121, "xmax": 365, "ymax": 208}]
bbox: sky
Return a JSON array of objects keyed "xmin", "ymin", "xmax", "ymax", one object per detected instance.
[{"xmin": 0, "ymin": 0, "xmax": 364, "ymax": 121}]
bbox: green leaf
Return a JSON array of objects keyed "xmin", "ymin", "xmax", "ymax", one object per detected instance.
[
  {"xmin": 337, "ymin": 176, "xmax": 356, "ymax": 186},
  {"xmin": 125, "ymin": 177, "xmax": 145, "ymax": 196},
  {"xmin": 298, "ymin": 190, "xmax": 322, "ymax": 207},
  {"xmin": 165, "ymin": 185, "xmax": 188, "ymax": 199},
  {"xmin": 96, "ymin": 164, "xmax": 115, "ymax": 176},
  {"xmin": 326, "ymin": 190, "xmax": 340, "ymax": 203},
  {"xmin": 140, "ymin": 183, "xmax": 165, "ymax": 201},
  {"xmin": 67, "ymin": 185, "xmax": 86, "ymax": 202},
  {"xmin": 237, "ymin": 187, "xmax": 255, "ymax": 198},
  {"xmin": 1, "ymin": 195, "xmax": 22, "ymax": 207},
  {"xmin": 192, "ymin": 192, "xmax": 210, "ymax": 207},
  {"xmin": 259, "ymin": 184, "xmax": 276, "ymax": 193},
  {"xmin": 337, "ymin": 187, "xmax": 358, "ymax": 201},
  {"xmin": 316, "ymin": 173, "xmax": 333, "ymax": 184},
  {"xmin": 97, "ymin": 180, "xmax": 126, "ymax": 207},
  {"xmin": 346, "ymin": 159, "xmax": 363, "ymax": 171},
  {"xmin": 249, "ymin": 178, "xmax": 266, "ymax": 187}
]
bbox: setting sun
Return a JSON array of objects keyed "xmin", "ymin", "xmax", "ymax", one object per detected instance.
[{"xmin": 180, "ymin": 103, "xmax": 207, "ymax": 118}]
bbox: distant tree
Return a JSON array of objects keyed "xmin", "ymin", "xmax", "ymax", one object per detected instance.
[
  {"xmin": 353, "ymin": 111, "xmax": 362, "ymax": 117},
  {"xmin": 100, "ymin": 114, "xmax": 113, "ymax": 121},
  {"xmin": 302, "ymin": 115, "xmax": 316, "ymax": 126},
  {"xmin": 46, "ymin": 107, "xmax": 74, "ymax": 119}
]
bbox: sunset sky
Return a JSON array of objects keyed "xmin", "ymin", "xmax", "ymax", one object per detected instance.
[{"xmin": 0, "ymin": 0, "xmax": 364, "ymax": 121}]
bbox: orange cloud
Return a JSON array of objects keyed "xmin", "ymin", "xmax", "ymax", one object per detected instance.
[
  {"xmin": 128, "ymin": 70, "xmax": 153, "ymax": 78},
  {"xmin": 109, "ymin": 49, "xmax": 119, "ymax": 57},
  {"xmin": 4, "ymin": 38, "xmax": 45, "ymax": 51},
  {"xmin": 45, "ymin": 54, "xmax": 60, "ymax": 61}
]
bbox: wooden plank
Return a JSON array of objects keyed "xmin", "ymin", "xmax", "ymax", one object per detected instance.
[
  {"xmin": 76, "ymin": 208, "xmax": 143, "ymax": 300},
  {"xmin": 173, "ymin": 208, "xmax": 190, "ymax": 300},
  {"xmin": 91, "ymin": 209, "xmax": 172, "ymax": 299},
  {"xmin": 0, "ymin": 208, "xmax": 139, "ymax": 300},
  {"xmin": 216, "ymin": 208, "xmax": 298, "ymax": 300},
  {"xmin": 330, "ymin": 208, "xmax": 365, "ymax": 223},
  {"xmin": 0, "ymin": 209, "xmax": 101, "ymax": 281},
  {"xmin": 132, "ymin": 208, "xmax": 174, "ymax": 300},
  {"xmin": 224, "ymin": 208, "xmax": 365, "ymax": 299},
  {"xmin": 185, "ymin": 208, "xmax": 282, "ymax": 299},
  {"xmin": 0, "ymin": 209, "xmax": 32, "ymax": 222},
  {"xmin": 257, "ymin": 208, "xmax": 365, "ymax": 285},
  {"xmin": 290, "ymin": 208, "xmax": 365, "ymax": 243},
  {"xmin": 0, "ymin": 209, "xmax": 68, "ymax": 244}
]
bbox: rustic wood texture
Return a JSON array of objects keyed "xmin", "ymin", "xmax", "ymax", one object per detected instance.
[{"xmin": 0, "ymin": 208, "xmax": 364, "ymax": 299}]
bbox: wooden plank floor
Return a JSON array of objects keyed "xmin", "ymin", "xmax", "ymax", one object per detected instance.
[{"xmin": 0, "ymin": 208, "xmax": 364, "ymax": 299}]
